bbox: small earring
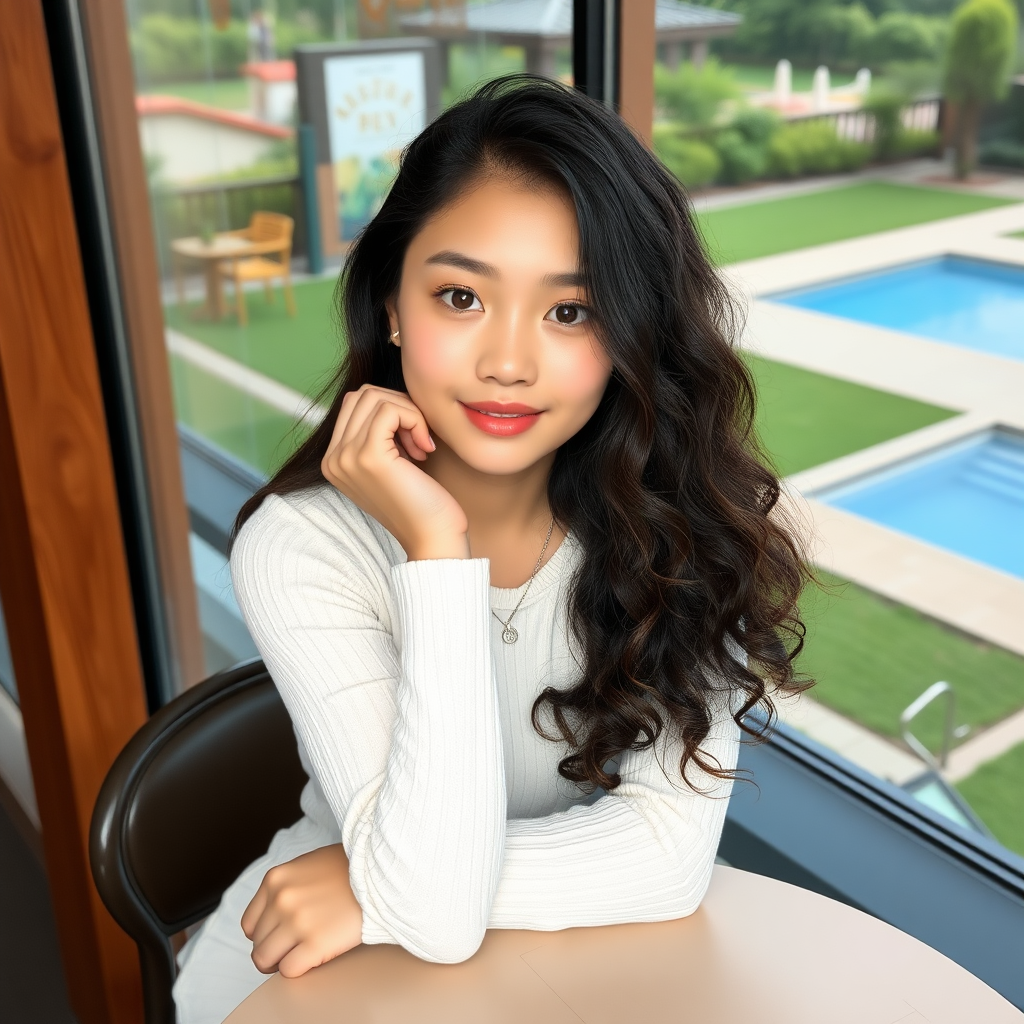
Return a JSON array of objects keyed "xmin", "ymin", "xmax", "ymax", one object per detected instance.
[{"xmin": 390, "ymin": 329, "xmax": 400, "ymax": 344}]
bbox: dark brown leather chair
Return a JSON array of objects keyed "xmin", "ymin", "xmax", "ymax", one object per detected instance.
[{"xmin": 90, "ymin": 658, "xmax": 308, "ymax": 1024}]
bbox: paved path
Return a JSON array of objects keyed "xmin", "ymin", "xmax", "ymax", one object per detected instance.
[{"xmin": 167, "ymin": 328, "xmax": 326, "ymax": 426}]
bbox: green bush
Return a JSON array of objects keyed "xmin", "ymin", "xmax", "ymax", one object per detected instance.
[
  {"xmin": 131, "ymin": 15, "xmax": 325, "ymax": 82},
  {"xmin": 132, "ymin": 15, "xmax": 247, "ymax": 80},
  {"xmin": 715, "ymin": 129, "xmax": 767, "ymax": 183},
  {"xmin": 979, "ymin": 138, "xmax": 1024, "ymax": 167},
  {"xmin": 653, "ymin": 57, "xmax": 739, "ymax": 128},
  {"xmin": 713, "ymin": 108, "xmax": 778, "ymax": 184},
  {"xmin": 893, "ymin": 127, "xmax": 941, "ymax": 158},
  {"xmin": 869, "ymin": 12, "xmax": 949, "ymax": 64},
  {"xmin": 653, "ymin": 128, "xmax": 722, "ymax": 189},
  {"xmin": 864, "ymin": 82, "xmax": 907, "ymax": 160},
  {"xmin": 767, "ymin": 120, "xmax": 872, "ymax": 178}
]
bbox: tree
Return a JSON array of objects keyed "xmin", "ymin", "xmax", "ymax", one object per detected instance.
[{"xmin": 943, "ymin": 0, "xmax": 1018, "ymax": 178}]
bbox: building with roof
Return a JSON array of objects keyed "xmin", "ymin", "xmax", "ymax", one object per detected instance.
[
  {"xmin": 135, "ymin": 95, "xmax": 293, "ymax": 184},
  {"xmin": 399, "ymin": 0, "xmax": 741, "ymax": 79}
]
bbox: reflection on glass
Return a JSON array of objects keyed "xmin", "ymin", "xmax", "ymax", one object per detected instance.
[
  {"xmin": 0, "ymin": 592, "xmax": 15, "ymax": 702},
  {"xmin": 649, "ymin": 16, "xmax": 1023, "ymax": 863},
  {"xmin": 125, "ymin": 1, "xmax": 565, "ymax": 675}
]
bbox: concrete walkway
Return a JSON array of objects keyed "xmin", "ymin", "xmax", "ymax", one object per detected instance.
[{"xmin": 166, "ymin": 328, "xmax": 326, "ymax": 425}]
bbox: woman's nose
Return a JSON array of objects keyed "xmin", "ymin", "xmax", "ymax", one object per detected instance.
[{"xmin": 475, "ymin": 314, "xmax": 538, "ymax": 386}]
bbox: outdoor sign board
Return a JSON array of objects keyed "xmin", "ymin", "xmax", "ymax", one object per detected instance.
[{"xmin": 295, "ymin": 39, "xmax": 441, "ymax": 256}]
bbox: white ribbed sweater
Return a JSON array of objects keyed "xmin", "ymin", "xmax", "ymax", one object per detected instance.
[{"xmin": 230, "ymin": 484, "xmax": 740, "ymax": 965}]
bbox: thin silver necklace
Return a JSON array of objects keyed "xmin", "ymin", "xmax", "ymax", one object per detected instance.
[{"xmin": 491, "ymin": 517, "xmax": 555, "ymax": 645}]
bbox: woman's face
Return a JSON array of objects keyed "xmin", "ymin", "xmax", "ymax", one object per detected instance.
[{"xmin": 388, "ymin": 173, "xmax": 613, "ymax": 476}]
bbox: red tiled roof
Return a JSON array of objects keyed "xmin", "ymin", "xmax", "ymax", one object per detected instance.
[
  {"xmin": 134, "ymin": 94, "xmax": 293, "ymax": 139},
  {"xmin": 241, "ymin": 60, "xmax": 297, "ymax": 82}
]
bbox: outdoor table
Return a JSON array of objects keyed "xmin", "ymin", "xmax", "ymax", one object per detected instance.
[
  {"xmin": 170, "ymin": 234, "xmax": 259, "ymax": 319},
  {"xmin": 224, "ymin": 865, "xmax": 1022, "ymax": 1024}
]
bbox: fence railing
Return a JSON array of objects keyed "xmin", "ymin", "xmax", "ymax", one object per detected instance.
[
  {"xmin": 150, "ymin": 173, "xmax": 305, "ymax": 280},
  {"xmin": 784, "ymin": 96, "xmax": 943, "ymax": 144}
]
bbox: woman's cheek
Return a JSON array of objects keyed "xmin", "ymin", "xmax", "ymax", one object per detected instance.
[
  {"xmin": 551, "ymin": 339, "xmax": 612, "ymax": 421},
  {"xmin": 400, "ymin": 322, "xmax": 466, "ymax": 396}
]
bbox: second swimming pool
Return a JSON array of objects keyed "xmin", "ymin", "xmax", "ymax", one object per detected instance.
[
  {"xmin": 816, "ymin": 429, "xmax": 1024, "ymax": 580},
  {"xmin": 772, "ymin": 256, "xmax": 1024, "ymax": 362}
]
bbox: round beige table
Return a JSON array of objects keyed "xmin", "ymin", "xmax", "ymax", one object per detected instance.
[
  {"xmin": 170, "ymin": 235, "xmax": 258, "ymax": 319},
  {"xmin": 225, "ymin": 866, "xmax": 1022, "ymax": 1024}
]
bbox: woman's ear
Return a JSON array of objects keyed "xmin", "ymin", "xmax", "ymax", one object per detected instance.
[{"xmin": 385, "ymin": 298, "xmax": 400, "ymax": 346}]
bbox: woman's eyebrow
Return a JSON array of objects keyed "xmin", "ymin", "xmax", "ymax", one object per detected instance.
[
  {"xmin": 425, "ymin": 250, "xmax": 498, "ymax": 277},
  {"xmin": 542, "ymin": 270, "xmax": 584, "ymax": 288}
]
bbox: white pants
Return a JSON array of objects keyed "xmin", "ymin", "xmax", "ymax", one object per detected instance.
[{"xmin": 172, "ymin": 815, "xmax": 333, "ymax": 1024}]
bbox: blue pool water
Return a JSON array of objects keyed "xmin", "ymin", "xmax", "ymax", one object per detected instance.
[
  {"xmin": 817, "ymin": 430, "xmax": 1024, "ymax": 579},
  {"xmin": 774, "ymin": 256, "xmax": 1024, "ymax": 361}
]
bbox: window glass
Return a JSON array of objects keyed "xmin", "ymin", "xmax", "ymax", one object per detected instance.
[
  {"xmin": 651, "ymin": 10, "xmax": 1024, "ymax": 865},
  {"xmin": 0, "ymin": 595, "xmax": 14, "ymax": 703},
  {"xmin": 123, "ymin": 0, "xmax": 569, "ymax": 675}
]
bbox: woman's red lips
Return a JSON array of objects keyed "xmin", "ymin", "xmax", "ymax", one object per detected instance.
[{"xmin": 459, "ymin": 400, "xmax": 542, "ymax": 436}]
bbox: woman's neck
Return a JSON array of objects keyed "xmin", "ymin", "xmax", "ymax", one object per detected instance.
[{"xmin": 422, "ymin": 441, "xmax": 562, "ymax": 587}]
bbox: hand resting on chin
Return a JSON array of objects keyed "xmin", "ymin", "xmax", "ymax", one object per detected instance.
[{"xmin": 241, "ymin": 844, "xmax": 363, "ymax": 977}]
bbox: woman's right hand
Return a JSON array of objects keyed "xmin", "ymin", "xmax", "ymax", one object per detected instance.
[{"xmin": 321, "ymin": 385, "xmax": 470, "ymax": 561}]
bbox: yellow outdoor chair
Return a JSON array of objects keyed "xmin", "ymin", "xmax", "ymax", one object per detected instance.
[{"xmin": 221, "ymin": 211, "xmax": 297, "ymax": 327}]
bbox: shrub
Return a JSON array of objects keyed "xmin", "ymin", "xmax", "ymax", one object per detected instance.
[
  {"xmin": 979, "ymin": 138, "xmax": 1024, "ymax": 167},
  {"xmin": 652, "ymin": 129, "xmax": 722, "ymax": 189},
  {"xmin": 870, "ymin": 12, "xmax": 950, "ymax": 64},
  {"xmin": 715, "ymin": 129, "xmax": 767, "ymax": 183},
  {"xmin": 713, "ymin": 108, "xmax": 778, "ymax": 184},
  {"xmin": 944, "ymin": 0, "xmax": 1019, "ymax": 177},
  {"xmin": 653, "ymin": 57, "xmax": 739, "ymax": 128},
  {"xmin": 864, "ymin": 82, "xmax": 908, "ymax": 160},
  {"xmin": 767, "ymin": 120, "xmax": 872, "ymax": 177},
  {"xmin": 131, "ymin": 15, "xmax": 325, "ymax": 82},
  {"xmin": 131, "ymin": 15, "xmax": 247, "ymax": 80},
  {"xmin": 893, "ymin": 128, "xmax": 941, "ymax": 158}
]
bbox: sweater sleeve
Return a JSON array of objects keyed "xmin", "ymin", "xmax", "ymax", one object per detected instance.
[
  {"xmin": 230, "ymin": 494, "xmax": 506, "ymax": 963},
  {"xmin": 488, "ymin": 703, "xmax": 740, "ymax": 929}
]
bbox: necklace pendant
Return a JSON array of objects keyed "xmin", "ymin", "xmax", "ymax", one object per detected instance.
[{"xmin": 501, "ymin": 624, "xmax": 519, "ymax": 645}]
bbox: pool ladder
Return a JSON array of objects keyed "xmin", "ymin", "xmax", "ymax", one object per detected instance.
[
  {"xmin": 900, "ymin": 682, "xmax": 990, "ymax": 836},
  {"xmin": 900, "ymin": 681, "xmax": 970, "ymax": 772}
]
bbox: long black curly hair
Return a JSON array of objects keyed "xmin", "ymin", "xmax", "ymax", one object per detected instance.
[{"xmin": 234, "ymin": 75, "xmax": 810, "ymax": 791}]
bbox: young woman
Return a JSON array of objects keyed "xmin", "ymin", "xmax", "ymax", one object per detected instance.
[{"xmin": 172, "ymin": 75, "xmax": 807, "ymax": 1024}]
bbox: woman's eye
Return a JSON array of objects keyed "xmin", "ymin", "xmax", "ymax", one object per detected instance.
[
  {"xmin": 440, "ymin": 288, "xmax": 482, "ymax": 312},
  {"xmin": 546, "ymin": 303, "xmax": 588, "ymax": 325}
]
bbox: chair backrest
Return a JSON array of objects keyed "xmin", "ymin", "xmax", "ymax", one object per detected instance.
[
  {"xmin": 247, "ymin": 211, "xmax": 293, "ymax": 248},
  {"xmin": 90, "ymin": 659, "xmax": 307, "ymax": 1024}
]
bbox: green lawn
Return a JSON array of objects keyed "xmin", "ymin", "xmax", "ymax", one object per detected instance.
[
  {"xmin": 697, "ymin": 183, "xmax": 1015, "ymax": 265},
  {"xmin": 748, "ymin": 355, "xmax": 953, "ymax": 477},
  {"xmin": 798, "ymin": 573, "xmax": 1024, "ymax": 755},
  {"xmin": 957, "ymin": 742, "xmax": 1024, "ymax": 857},
  {"xmin": 165, "ymin": 278, "xmax": 342, "ymax": 399},
  {"xmin": 170, "ymin": 355, "xmax": 310, "ymax": 476},
  {"xmin": 140, "ymin": 78, "xmax": 250, "ymax": 110}
]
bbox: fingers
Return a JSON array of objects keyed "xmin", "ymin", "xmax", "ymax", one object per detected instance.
[
  {"xmin": 249, "ymin": 921, "xmax": 296, "ymax": 976},
  {"xmin": 323, "ymin": 387, "xmax": 435, "ymax": 491},
  {"xmin": 240, "ymin": 884, "xmax": 268, "ymax": 940}
]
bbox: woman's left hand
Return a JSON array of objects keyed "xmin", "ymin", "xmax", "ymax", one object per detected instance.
[{"xmin": 241, "ymin": 844, "xmax": 363, "ymax": 977}]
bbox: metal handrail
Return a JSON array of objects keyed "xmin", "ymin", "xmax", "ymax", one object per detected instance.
[{"xmin": 900, "ymin": 681, "xmax": 970, "ymax": 770}]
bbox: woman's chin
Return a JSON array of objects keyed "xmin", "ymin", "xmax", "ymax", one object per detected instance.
[{"xmin": 445, "ymin": 435, "xmax": 555, "ymax": 477}]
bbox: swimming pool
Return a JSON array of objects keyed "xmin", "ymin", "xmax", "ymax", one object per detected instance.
[
  {"xmin": 773, "ymin": 256, "xmax": 1024, "ymax": 362},
  {"xmin": 816, "ymin": 429, "xmax": 1024, "ymax": 579}
]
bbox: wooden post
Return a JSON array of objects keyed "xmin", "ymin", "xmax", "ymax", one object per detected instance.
[
  {"xmin": 79, "ymin": 0, "xmax": 207, "ymax": 696},
  {"xmin": 618, "ymin": 0, "xmax": 655, "ymax": 146},
  {"xmin": 0, "ymin": 3, "xmax": 147, "ymax": 1022}
]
